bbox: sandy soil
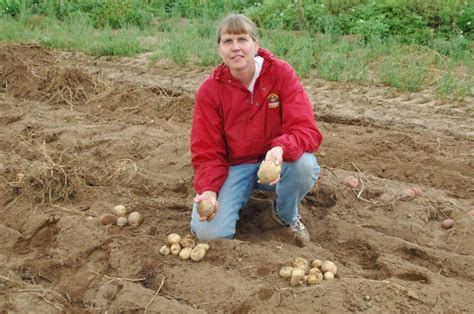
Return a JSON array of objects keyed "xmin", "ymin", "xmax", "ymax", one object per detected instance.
[{"xmin": 1, "ymin": 42, "xmax": 473, "ymax": 313}]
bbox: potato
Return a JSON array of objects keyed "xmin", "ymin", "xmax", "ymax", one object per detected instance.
[
  {"xmin": 112, "ymin": 205, "xmax": 127, "ymax": 216},
  {"xmin": 170, "ymin": 243, "xmax": 181, "ymax": 255},
  {"xmin": 323, "ymin": 272, "xmax": 334, "ymax": 280},
  {"xmin": 116, "ymin": 216, "xmax": 128, "ymax": 227},
  {"xmin": 290, "ymin": 268, "xmax": 305, "ymax": 286},
  {"xmin": 159, "ymin": 245, "xmax": 170, "ymax": 256},
  {"xmin": 190, "ymin": 246, "xmax": 207, "ymax": 262},
  {"xmin": 100, "ymin": 213, "xmax": 117, "ymax": 225},
  {"xmin": 167, "ymin": 233, "xmax": 181, "ymax": 245},
  {"xmin": 321, "ymin": 261, "xmax": 337, "ymax": 275},
  {"xmin": 195, "ymin": 243, "xmax": 210, "ymax": 251},
  {"xmin": 279, "ymin": 266, "xmax": 293, "ymax": 279},
  {"xmin": 292, "ymin": 257, "xmax": 310, "ymax": 274},
  {"xmin": 179, "ymin": 247, "xmax": 193, "ymax": 260},
  {"xmin": 197, "ymin": 200, "xmax": 215, "ymax": 218},
  {"xmin": 257, "ymin": 160, "xmax": 281, "ymax": 184},
  {"xmin": 343, "ymin": 176, "xmax": 359, "ymax": 189},
  {"xmin": 397, "ymin": 188, "xmax": 416, "ymax": 201},
  {"xmin": 311, "ymin": 259, "xmax": 323, "ymax": 269},
  {"xmin": 128, "ymin": 212, "xmax": 144, "ymax": 227},
  {"xmin": 180, "ymin": 234, "xmax": 196, "ymax": 248},
  {"xmin": 441, "ymin": 218, "xmax": 454, "ymax": 229},
  {"xmin": 410, "ymin": 186, "xmax": 423, "ymax": 196},
  {"xmin": 307, "ymin": 271, "xmax": 323, "ymax": 284}
]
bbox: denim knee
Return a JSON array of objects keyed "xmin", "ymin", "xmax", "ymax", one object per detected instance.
[{"xmin": 291, "ymin": 153, "xmax": 320, "ymax": 185}]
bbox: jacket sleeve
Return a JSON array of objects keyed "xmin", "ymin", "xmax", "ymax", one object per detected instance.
[
  {"xmin": 191, "ymin": 81, "xmax": 228, "ymax": 194},
  {"xmin": 270, "ymin": 62, "xmax": 322, "ymax": 161}
]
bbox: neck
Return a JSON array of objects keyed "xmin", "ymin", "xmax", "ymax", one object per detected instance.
[{"xmin": 230, "ymin": 60, "xmax": 256, "ymax": 88}]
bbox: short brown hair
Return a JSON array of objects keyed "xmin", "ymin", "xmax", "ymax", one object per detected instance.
[{"xmin": 216, "ymin": 14, "xmax": 258, "ymax": 44}]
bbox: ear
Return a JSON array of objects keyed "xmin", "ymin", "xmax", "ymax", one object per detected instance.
[{"xmin": 254, "ymin": 40, "xmax": 260, "ymax": 54}]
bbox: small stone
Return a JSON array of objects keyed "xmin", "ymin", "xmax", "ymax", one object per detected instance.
[
  {"xmin": 364, "ymin": 295, "xmax": 371, "ymax": 301},
  {"xmin": 367, "ymin": 302, "xmax": 372, "ymax": 308},
  {"xmin": 407, "ymin": 214, "xmax": 412, "ymax": 218}
]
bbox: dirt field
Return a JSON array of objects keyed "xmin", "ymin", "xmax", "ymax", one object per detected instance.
[{"xmin": 1, "ymin": 42, "xmax": 473, "ymax": 313}]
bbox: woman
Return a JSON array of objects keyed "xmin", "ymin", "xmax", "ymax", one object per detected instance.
[{"xmin": 190, "ymin": 14, "xmax": 322, "ymax": 244}]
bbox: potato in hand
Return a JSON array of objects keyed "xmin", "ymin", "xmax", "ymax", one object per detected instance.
[
  {"xmin": 197, "ymin": 199, "xmax": 215, "ymax": 218},
  {"xmin": 257, "ymin": 160, "xmax": 281, "ymax": 184}
]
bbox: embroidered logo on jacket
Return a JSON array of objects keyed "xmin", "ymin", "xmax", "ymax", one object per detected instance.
[{"xmin": 267, "ymin": 93, "xmax": 280, "ymax": 109}]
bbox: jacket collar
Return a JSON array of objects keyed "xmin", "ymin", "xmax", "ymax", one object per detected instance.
[{"xmin": 213, "ymin": 48, "xmax": 274, "ymax": 83}]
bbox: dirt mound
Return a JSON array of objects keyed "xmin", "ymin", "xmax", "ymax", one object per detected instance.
[
  {"xmin": 85, "ymin": 83, "xmax": 195, "ymax": 124},
  {"xmin": 0, "ymin": 43, "xmax": 105, "ymax": 107},
  {"xmin": 0, "ymin": 43, "xmax": 473, "ymax": 313},
  {"xmin": 0, "ymin": 44, "xmax": 51, "ymax": 98},
  {"xmin": 41, "ymin": 67, "xmax": 106, "ymax": 107}
]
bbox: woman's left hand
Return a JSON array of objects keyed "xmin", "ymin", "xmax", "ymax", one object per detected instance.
[
  {"xmin": 265, "ymin": 146, "xmax": 283, "ymax": 165},
  {"xmin": 263, "ymin": 146, "xmax": 283, "ymax": 185}
]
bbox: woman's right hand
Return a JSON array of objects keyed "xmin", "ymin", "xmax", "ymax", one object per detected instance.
[{"xmin": 194, "ymin": 191, "xmax": 218, "ymax": 222}]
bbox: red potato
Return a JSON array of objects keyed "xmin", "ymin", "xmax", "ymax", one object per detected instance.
[
  {"xmin": 441, "ymin": 218, "xmax": 454, "ymax": 229},
  {"xmin": 410, "ymin": 186, "xmax": 423, "ymax": 196},
  {"xmin": 343, "ymin": 176, "xmax": 359, "ymax": 189},
  {"xmin": 397, "ymin": 188, "xmax": 416, "ymax": 201}
]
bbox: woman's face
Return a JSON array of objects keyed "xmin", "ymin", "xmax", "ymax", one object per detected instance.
[{"xmin": 218, "ymin": 31, "xmax": 259, "ymax": 74}]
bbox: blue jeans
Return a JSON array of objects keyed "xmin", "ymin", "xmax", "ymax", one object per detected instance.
[{"xmin": 190, "ymin": 153, "xmax": 320, "ymax": 240}]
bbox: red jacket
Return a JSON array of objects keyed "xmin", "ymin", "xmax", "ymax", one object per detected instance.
[{"xmin": 191, "ymin": 48, "xmax": 322, "ymax": 194}]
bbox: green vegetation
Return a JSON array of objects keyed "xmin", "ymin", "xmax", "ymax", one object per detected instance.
[{"xmin": 0, "ymin": 0, "xmax": 472, "ymax": 100}]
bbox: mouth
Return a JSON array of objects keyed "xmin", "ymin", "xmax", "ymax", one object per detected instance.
[{"xmin": 231, "ymin": 55, "xmax": 244, "ymax": 60}]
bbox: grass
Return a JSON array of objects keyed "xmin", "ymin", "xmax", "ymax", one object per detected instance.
[
  {"xmin": 0, "ymin": 7, "xmax": 471, "ymax": 101},
  {"xmin": 0, "ymin": 12, "xmax": 145, "ymax": 56}
]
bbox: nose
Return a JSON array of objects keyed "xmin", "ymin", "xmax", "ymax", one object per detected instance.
[{"xmin": 231, "ymin": 40, "xmax": 240, "ymax": 51}]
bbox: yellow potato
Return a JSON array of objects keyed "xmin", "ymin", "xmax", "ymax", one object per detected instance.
[
  {"xmin": 190, "ymin": 246, "xmax": 207, "ymax": 262},
  {"xmin": 321, "ymin": 261, "xmax": 337, "ymax": 275},
  {"xmin": 128, "ymin": 212, "xmax": 144, "ymax": 227},
  {"xmin": 257, "ymin": 160, "xmax": 281, "ymax": 184},
  {"xmin": 197, "ymin": 199, "xmax": 215, "ymax": 218},
  {"xmin": 179, "ymin": 234, "xmax": 196, "ymax": 248}
]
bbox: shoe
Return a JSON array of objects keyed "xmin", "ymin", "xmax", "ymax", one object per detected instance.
[
  {"xmin": 289, "ymin": 219, "xmax": 310, "ymax": 243},
  {"xmin": 270, "ymin": 207, "xmax": 310, "ymax": 243}
]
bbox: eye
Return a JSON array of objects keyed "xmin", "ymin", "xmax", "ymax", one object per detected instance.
[
  {"xmin": 238, "ymin": 37, "xmax": 248, "ymax": 42},
  {"xmin": 223, "ymin": 38, "xmax": 232, "ymax": 44}
]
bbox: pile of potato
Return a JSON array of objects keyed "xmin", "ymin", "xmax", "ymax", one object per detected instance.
[
  {"xmin": 99, "ymin": 205, "xmax": 144, "ymax": 227},
  {"xmin": 160, "ymin": 233, "xmax": 210, "ymax": 262},
  {"xmin": 279, "ymin": 257, "xmax": 337, "ymax": 286}
]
